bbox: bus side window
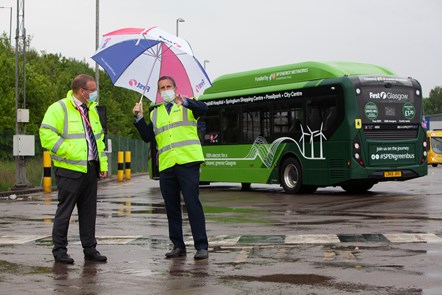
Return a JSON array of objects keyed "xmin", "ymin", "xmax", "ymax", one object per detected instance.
[
  {"xmin": 241, "ymin": 104, "xmax": 271, "ymax": 143},
  {"xmin": 222, "ymin": 111, "xmax": 240, "ymax": 144},
  {"xmin": 272, "ymin": 104, "xmax": 303, "ymax": 141},
  {"xmin": 289, "ymin": 119, "xmax": 302, "ymax": 133},
  {"xmin": 197, "ymin": 120, "xmax": 206, "ymax": 143},
  {"xmin": 307, "ymin": 106, "xmax": 322, "ymax": 131},
  {"xmin": 202, "ymin": 110, "xmax": 221, "ymax": 145},
  {"xmin": 323, "ymin": 106, "xmax": 337, "ymax": 132}
]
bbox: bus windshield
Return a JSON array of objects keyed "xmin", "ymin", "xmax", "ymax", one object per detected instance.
[
  {"xmin": 432, "ymin": 137, "xmax": 442, "ymax": 154},
  {"xmin": 354, "ymin": 76, "xmax": 422, "ymax": 141},
  {"xmin": 357, "ymin": 77, "xmax": 421, "ymax": 125}
]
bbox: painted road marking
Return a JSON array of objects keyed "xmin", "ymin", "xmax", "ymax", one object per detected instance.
[
  {"xmin": 0, "ymin": 235, "xmax": 49, "ymax": 244},
  {"xmin": 203, "ymin": 235, "xmax": 241, "ymax": 246},
  {"xmin": 286, "ymin": 234, "xmax": 341, "ymax": 244},
  {"xmin": 1, "ymin": 233, "xmax": 442, "ymax": 245},
  {"xmin": 73, "ymin": 236, "xmax": 143, "ymax": 245},
  {"xmin": 384, "ymin": 233, "xmax": 442, "ymax": 243}
]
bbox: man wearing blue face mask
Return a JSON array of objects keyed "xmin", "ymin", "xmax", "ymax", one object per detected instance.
[
  {"xmin": 40, "ymin": 74, "xmax": 108, "ymax": 264},
  {"xmin": 132, "ymin": 76, "xmax": 209, "ymax": 260}
]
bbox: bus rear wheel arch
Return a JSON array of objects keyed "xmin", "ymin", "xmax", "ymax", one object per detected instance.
[
  {"xmin": 280, "ymin": 158, "xmax": 318, "ymax": 194},
  {"xmin": 280, "ymin": 158, "xmax": 302, "ymax": 194}
]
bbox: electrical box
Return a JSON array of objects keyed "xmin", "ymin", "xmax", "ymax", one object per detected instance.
[
  {"xmin": 17, "ymin": 109, "xmax": 30, "ymax": 123},
  {"xmin": 13, "ymin": 135, "xmax": 35, "ymax": 156},
  {"xmin": 107, "ymin": 138, "xmax": 112, "ymax": 153}
]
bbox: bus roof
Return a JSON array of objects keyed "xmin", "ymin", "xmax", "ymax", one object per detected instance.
[{"xmin": 201, "ymin": 61, "xmax": 396, "ymax": 98}]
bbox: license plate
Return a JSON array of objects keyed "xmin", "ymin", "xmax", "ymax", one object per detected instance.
[{"xmin": 384, "ymin": 171, "xmax": 402, "ymax": 177}]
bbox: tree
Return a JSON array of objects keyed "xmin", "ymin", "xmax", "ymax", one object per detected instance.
[
  {"xmin": 424, "ymin": 87, "xmax": 442, "ymax": 115},
  {"xmin": 0, "ymin": 34, "xmax": 148, "ymax": 159}
]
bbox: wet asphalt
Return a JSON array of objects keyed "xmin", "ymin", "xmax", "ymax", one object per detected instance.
[{"xmin": 1, "ymin": 168, "xmax": 442, "ymax": 294}]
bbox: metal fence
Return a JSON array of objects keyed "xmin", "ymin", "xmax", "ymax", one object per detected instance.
[{"xmin": 106, "ymin": 134, "xmax": 150, "ymax": 175}]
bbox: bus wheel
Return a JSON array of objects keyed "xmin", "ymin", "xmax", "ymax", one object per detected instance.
[
  {"xmin": 280, "ymin": 158, "xmax": 303, "ymax": 194},
  {"xmin": 241, "ymin": 183, "xmax": 252, "ymax": 191},
  {"xmin": 432, "ymin": 164, "xmax": 438, "ymax": 167},
  {"xmin": 341, "ymin": 183, "xmax": 374, "ymax": 193}
]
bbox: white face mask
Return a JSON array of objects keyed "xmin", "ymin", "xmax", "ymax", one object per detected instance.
[
  {"xmin": 160, "ymin": 89, "xmax": 175, "ymax": 103},
  {"xmin": 88, "ymin": 91, "xmax": 98, "ymax": 103}
]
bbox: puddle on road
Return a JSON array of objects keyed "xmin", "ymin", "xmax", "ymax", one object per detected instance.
[
  {"xmin": 338, "ymin": 233, "xmax": 389, "ymax": 243},
  {"xmin": 204, "ymin": 206, "xmax": 269, "ymax": 224},
  {"xmin": 0, "ymin": 259, "xmax": 52, "ymax": 275},
  {"xmin": 107, "ymin": 202, "xmax": 269, "ymax": 224},
  {"xmin": 222, "ymin": 273, "xmax": 332, "ymax": 285},
  {"xmin": 222, "ymin": 273, "xmax": 423, "ymax": 293},
  {"xmin": 0, "ymin": 215, "xmax": 54, "ymax": 223}
]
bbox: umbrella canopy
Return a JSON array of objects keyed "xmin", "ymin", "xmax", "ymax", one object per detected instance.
[{"xmin": 92, "ymin": 27, "xmax": 211, "ymax": 103}]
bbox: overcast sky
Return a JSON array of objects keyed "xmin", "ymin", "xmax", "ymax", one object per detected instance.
[{"xmin": 1, "ymin": 0, "xmax": 441, "ymax": 96}]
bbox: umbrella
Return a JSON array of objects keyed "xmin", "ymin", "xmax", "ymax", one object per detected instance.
[{"xmin": 91, "ymin": 26, "xmax": 211, "ymax": 103}]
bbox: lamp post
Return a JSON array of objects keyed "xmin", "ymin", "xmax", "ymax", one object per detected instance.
[
  {"xmin": 176, "ymin": 18, "xmax": 185, "ymax": 37},
  {"xmin": 203, "ymin": 60, "xmax": 210, "ymax": 70},
  {"xmin": 95, "ymin": 0, "xmax": 99, "ymax": 103},
  {"xmin": 0, "ymin": 6, "xmax": 12, "ymax": 45}
]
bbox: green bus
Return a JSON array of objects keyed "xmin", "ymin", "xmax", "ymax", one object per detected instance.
[{"xmin": 149, "ymin": 61, "xmax": 428, "ymax": 193}]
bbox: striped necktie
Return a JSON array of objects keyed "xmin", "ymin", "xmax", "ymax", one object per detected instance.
[
  {"xmin": 81, "ymin": 104, "xmax": 98, "ymax": 161},
  {"xmin": 166, "ymin": 103, "xmax": 173, "ymax": 114}
]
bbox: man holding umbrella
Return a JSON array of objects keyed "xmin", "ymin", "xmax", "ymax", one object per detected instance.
[{"xmin": 132, "ymin": 76, "xmax": 209, "ymax": 260}]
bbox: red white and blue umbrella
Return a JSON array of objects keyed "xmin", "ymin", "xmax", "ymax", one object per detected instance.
[{"xmin": 91, "ymin": 26, "xmax": 211, "ymax": 103}]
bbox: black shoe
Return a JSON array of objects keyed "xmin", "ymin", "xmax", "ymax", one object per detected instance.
[
  {"xmin": 165, "ymin": 248, "xmax": 187, "ymax": 258},
  {"xmin": 54, "ymin": 253, "xmax": 74, "ymax": 264},
  {"xmin": 84, "ymin": 250, "xmax": 107, "ymax": 262},
  {"xmin": 194, "ymin": 249, "xmax": 209, "ymax": 260}
]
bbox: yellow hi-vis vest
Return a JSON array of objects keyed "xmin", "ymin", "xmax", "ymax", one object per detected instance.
[
  {"xmin": 39, "ymin": 90, "xmax": 108, "ymax": 173},
  {"xmin": 151, "ymin": 103, "xmax": 204, "ymax": 172}
]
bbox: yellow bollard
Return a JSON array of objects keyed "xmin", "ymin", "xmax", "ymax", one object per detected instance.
[
  {"xmin": 125, "ymin": 151, "xmax": 131, "ymax": 181},
  {"xmin": 118, "ymin": 151, "xmax": 124, "ymax": 182},
  {"xmin": 43, "ymin": 151, "xmax": 52, "ymax": 192}
]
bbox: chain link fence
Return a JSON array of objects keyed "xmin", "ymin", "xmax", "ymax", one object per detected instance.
[{"xmin": 106, "ymin": 134, "xmax": 150, "ymax": 175}]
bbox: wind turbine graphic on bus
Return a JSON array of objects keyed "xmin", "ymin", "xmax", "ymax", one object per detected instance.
[
  {"xmin": 307, "ymin": 126, "xmax": 319, "ymax": 158},
  {"xmin": 205, "ymin": 123, "xmax": 328, "ymax": 168},
  {"xmin": 299, "ymin": 125, "xmax": 309, "ymax": 156},
  {"xmin": 314, "ymin": 123, "xmax": 327, "ymax": 159}
]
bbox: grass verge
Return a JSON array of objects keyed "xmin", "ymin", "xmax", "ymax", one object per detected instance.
[{"xmin": 0, "ymin": 157, "xmax": 44, "ymax": 191}]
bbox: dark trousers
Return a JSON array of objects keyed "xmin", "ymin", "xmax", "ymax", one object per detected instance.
[
  {"xmin": 159, "ymin": 163, "xmax": 208, "ymax": 250},
  {"xmin": 52, "ymin": 161, "xmax": 98, "ymax": 256}
]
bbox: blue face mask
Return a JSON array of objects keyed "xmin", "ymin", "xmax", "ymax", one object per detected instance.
[{"xmin": 88, "ymin": 91, "xmax": 98, "ymax": 103}]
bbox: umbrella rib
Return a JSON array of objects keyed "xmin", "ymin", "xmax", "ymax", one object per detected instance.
[
  {"xmin": 137, "ymin": 33, "xmax": 163, "ymax": 59},
  {"xmin": 141, "ymin": 43, "xmax": 162, "ymax": 60}
]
